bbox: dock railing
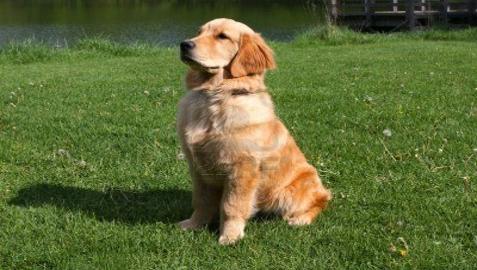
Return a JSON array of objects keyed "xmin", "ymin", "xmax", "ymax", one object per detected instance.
[{"xmin": 329, "ymin": 0, "xmax": 477, "ymax": 29}]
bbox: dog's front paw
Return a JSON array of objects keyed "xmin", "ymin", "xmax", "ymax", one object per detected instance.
[
  {"xmin": 218, "ymin": 220, "xmax": 245, "ymax": 245},
  {"xmin": 178, "ymin": 218, "xmax": 203, "ymax": 230},
  {"xmin": 218, "ymin": 231, "xmax": 245, "ymax": 245}
]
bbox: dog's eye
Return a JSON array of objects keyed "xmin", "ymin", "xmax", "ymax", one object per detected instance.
[{"xmin": 217, "ymin": 33, "xmax": 228, "ymax": 40}]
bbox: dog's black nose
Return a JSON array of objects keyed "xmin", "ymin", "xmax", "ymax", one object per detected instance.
[{"xmin": 180, "ymin": 40, "xmax": 195, "ymax": 51}]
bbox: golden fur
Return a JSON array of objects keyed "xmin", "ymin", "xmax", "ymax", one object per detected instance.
[{"xmin": 177, "ymin": 18, "xmax": 331, "ymax": 245}]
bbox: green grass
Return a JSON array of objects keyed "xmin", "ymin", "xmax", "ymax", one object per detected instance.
[
  {"xmin": 1, "ymin": 31, "xmax": 476, "ymax": 269},
  {"xmin": 294, "ymin": 25, "xmax": 477, "ymax": 45}
]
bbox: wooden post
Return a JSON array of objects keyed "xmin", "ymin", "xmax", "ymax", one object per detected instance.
[
  {"xmin": 364, "ymin": 0, "xmax": 375, "ymax": 28},
  {"xmin": 331, "ymin": 0, "xmax": 338, "ymax": 24},
  {"xmin": 393, "ymin": 0, "xmax": 399, "ymax": 12},
  {"xmin": 406, "ymin": 0, "xmax": 416, "ymax": 30},
  {"xmin": 421, "ymin": 0, "xmax": 426, "ymax": 12},
  {"xmin": 440, "ymin": 0, "xmax": 449, "ymax": 25}
]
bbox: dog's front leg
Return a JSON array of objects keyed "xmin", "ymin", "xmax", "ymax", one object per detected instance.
[
  {"xmin": 219, "ymin": 161, "xmax": 259, "ymax": 245},
  {"xmin": 179, "ymin": 167, "xmax": 222, "ymax": 230}
]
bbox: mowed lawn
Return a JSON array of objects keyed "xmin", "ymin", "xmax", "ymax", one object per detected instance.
[{"xmin": 1, "ymin": 38, "xmax": 476, "ymax": 269}]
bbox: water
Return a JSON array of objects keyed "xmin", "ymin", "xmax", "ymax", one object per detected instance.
[{"xmin": 0, "ymin": 0, "xmax": 326, "ymax": 47}]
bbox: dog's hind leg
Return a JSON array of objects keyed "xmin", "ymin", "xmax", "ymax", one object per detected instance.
[{"xmin": 281, "ymin": 170, "xmax": 331, "ymax": 226}]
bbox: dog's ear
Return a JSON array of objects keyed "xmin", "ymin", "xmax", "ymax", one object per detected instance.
[{"xmin": 229, "ymin": 33, "xmax": 276, "ymax": 77}]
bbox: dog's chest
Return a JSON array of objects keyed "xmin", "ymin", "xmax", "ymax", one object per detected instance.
[
  {"xmin": 179, "ymin": 92, "xmax": 235, "ymax": 172},
  {"xmin": 180, "ymin": 92, "xmax": 224, "ymax": 143},
  {"xmin": 178, "ymin": 90, "xmax": 275, "ymax": 180}
]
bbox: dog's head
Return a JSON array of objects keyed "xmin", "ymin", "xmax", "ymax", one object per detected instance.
[{"xmin": 180, "ymin": 18, "xmax": 276, "ymax": 77}]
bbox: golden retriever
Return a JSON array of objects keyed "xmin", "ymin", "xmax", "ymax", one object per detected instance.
[{"xmin": 177, "ymin": 18, "xmax": 331, "ymax": 245}]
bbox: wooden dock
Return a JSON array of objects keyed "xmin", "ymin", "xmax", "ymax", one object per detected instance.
[{"xmin": 329, "ymin": 0, "xmax": 477, "ymax": 30}]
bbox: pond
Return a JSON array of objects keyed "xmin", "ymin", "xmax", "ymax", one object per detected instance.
[{"xmin": 0, "ymin": 0, "xmax": 326, "ymax": 47}]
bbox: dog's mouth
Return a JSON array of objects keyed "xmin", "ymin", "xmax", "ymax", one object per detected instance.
[
  {"xmin": 180, "ymin": 53, "xmax": 220, "ymax": 71},
  {"xmin": 180, "ymin": 53, "xmax": 195, "ymax": 65}
]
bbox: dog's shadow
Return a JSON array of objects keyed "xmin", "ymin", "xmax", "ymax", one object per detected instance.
[
  {"xmin": 8, "ymin": 183, "xmax": 192, "ymax": 225},
  {"xmin": 9, "ymin": 183, "xmax": 278, "ymax": 228}
]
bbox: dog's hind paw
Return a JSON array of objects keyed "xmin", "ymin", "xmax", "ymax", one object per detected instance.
[{"xmin": 285, "ymin": 215, "xmax": 313, "ymax": 226}]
